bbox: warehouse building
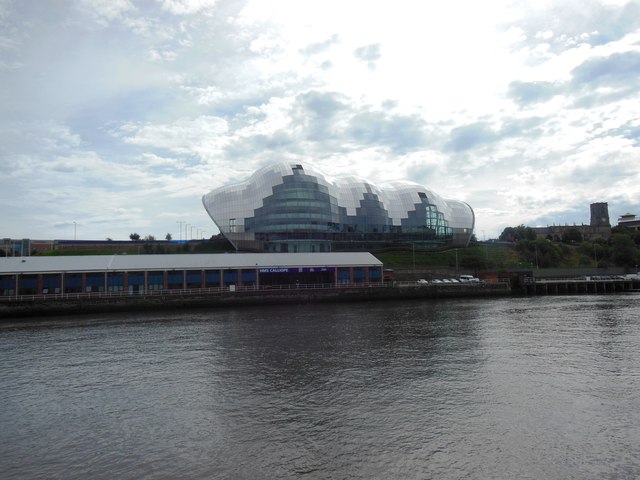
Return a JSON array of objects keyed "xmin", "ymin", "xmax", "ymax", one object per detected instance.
[{"xmin": 0, "ymin": 252, "xmax": 383, "ymax": 296}]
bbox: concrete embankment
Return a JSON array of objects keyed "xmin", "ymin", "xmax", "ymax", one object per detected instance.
[{"xmin": 0, "ymin": 283, "xmax": 510, "ymax": 319}]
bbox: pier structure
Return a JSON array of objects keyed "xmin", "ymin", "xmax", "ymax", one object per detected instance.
[{"xmin": 519, "ymin": 277, "xmax": 640, "ymax": 295}]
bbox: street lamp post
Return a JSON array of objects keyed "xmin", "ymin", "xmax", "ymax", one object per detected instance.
[
  {"xmin": 412, "ymin": 242, "xmax": 415, "ymax": 269},
  {"xmin": 73, "ymin": 221, "xmax": 77, "ymax": 241},
  {"xmin": 455, "ymin": 248, "xmax": 458, "ymax": 273},
  {"xmin": 176, "ymin": 221, "xmax": 184, "ymax": 242}
]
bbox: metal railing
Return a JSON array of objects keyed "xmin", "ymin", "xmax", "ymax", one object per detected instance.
[{"xmin": 0, "ymin": 281, "xmax": 392, "ymax": 303}]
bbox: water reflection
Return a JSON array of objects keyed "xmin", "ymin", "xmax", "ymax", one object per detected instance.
[{"xmin": 1, "ymin": 294, "xmax": 639, "ymax": 479}]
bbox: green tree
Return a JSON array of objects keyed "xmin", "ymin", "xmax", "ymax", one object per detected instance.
[
  {"xmin": 499, "ymin": 225, "xmax": 536, "ymax": 242},
  {"xmin": 610, "ymin": 234, "xmax": 639, "ymax": 267},
  {"xmin": 561, "ymin": 227, "xmax": 583, "ymax": 244},
  {"xmin": 165, "ymin": 233, "xmax": 172, "ymax": 241},
  {"xmin": 129, "ymin": 233, "xmax": 140, "ymax": 241},
  {"xmin": 518, "ymin": 239, "xmax": 562, "ymax": 268}
]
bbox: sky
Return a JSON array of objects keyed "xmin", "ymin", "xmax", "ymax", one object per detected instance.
[{"xmin": 1, "ymin": 0, "xmax": 639, "ymax": 241}]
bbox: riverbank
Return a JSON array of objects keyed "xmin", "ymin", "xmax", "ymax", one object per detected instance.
[{"xmin": 0, "ymin": 283, "xmax": 510, "ymax": 319}]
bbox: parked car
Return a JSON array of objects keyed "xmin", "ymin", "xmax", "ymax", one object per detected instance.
[
  {"xmin": 459, "ymin": 274, "xmax": 480, "ymax": 283},
  {"xmin": 416, "ymin": 279, "xmax": 429, "ymax": 285}
]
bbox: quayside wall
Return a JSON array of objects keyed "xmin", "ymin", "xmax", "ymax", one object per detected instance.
[
  {"xmin": 516, "ymin": 277, "xmax": 640, "ymax": 295},
  {"xmin": 0, "ymin": 283, "xmax": 509, "ymax": 319}
]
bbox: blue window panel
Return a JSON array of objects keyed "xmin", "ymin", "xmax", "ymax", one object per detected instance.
[
  {"xmin": 66, "ymin": 275, "xmax": 82, "ymax": 287},
  {"xmin": 107, "ymin": 274, "xmax": 124, "ymax": 286},
  {"xmin": 167, "ymin": 272, "xmax": 183, "ymax": 283},
  {"xmin": 187, "ymin": 273, "xmax": 202, "ymax": 283},
  {"xmin": 43, "ymin": 276, "xmax": 62, "ymax": 288},
  {"xmin": 353, "ymin": 268, "xmax": 365, "ymax": 280},
  {"xmin": 1, "ymin": 276, "xmax": 15, "ymax": 289},
  {"xmin": 128, "ymin": 273, "xmax": 145, "ymax": 285},
  {"xmin": 369, "ymin": 268, "xmax": 381, "ymax": 280},
  {"xmin": 242, "ymin": 271, "xmax": 256, "ymax": 282},
  {"xmin": 223, "ymin": 271, "xmax": 237, "ymax": 282},
  {"xmin": 19, "ymin": 277, "xmax": 37, "ymax": 288},
  {"xmin": 86, "ymin": 274, "xmax": 104, "ymax": 286},
  {"xmin": 205, "ymin": 271, "xmax": 220, "ymax": 286},
  {"xmin": 338, "ymin": 270, "xmax": 350, "ymax": 283}
]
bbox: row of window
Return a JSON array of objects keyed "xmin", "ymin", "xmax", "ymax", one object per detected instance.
[{"xmin": 1, "ymin": 267, "xmax": 382, "ymax": 295}]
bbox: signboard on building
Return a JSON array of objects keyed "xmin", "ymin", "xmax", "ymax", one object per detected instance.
[{"xmin": 258, "ymin": 267, "xmax": 335, "ymax": 274}]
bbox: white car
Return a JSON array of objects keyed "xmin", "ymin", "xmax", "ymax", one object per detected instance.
[
  {"xmin": 416, "ymin": 279, "xmax": 429, "ymax": 285},
  {"xmin": 459, "ymin": 275, "xmax": 480, "ymax": 283}
]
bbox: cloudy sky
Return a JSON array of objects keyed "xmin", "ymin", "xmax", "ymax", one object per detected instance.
[{"xmin": 1, "ymin": 0, "xmax": 639, "ymax": 241}]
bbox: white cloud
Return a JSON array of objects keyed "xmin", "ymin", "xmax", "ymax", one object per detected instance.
[
  {"xmin": 1, "ymin": 0, "xmax": 639, "ymax": 240},
  {"xmin": 120, "ymin": 116, "xmax": 229, "ymax": 158},
  {"xmin": 160, "ymin": 0, "xmax": 218, "ymax": 15},
  {"xmin": 77, "ymin": 0, "xmax": 135, "ymax": 25}
]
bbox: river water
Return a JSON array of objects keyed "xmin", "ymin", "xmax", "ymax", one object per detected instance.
[{"xmin": 1, "ymin": 294, "xmax": 639, "ymax": 479}]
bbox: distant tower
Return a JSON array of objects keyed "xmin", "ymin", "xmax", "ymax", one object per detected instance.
[{"xmin": 590, "ymin": 202, "xmax": 610, "ymax": 227}]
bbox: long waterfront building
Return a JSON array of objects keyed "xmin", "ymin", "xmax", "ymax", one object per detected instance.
[{"xmin": 0, "ymin": 253, "xmax": 383, "ymax": 296}]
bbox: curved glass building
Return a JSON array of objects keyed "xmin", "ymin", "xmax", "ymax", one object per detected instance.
[{"xmin": 202, "ymin": 161, "xmax": 475, "ymax": 252}]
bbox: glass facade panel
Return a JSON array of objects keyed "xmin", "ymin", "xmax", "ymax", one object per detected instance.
[
  {"xmin": 187, "ymin": 270, "xmax": 202, "ymax": 288},
  {"xmin": 368, "ymin": 267, "xmax": 381, "ymax": 282},
  {"xmin": 205, "ymin": 270, "xmax": 220, "ymax": 287},
  {"xmin": 337, "ymin": 268, "xmax": 350, "ymax": 285},
  {"xmin": 223, "ymin": 270, "xmax": 237, "ymax": 286},
  {"xmin": 167, "ymin": 271, "xmax": 183, "ymax": 289},
  {"xmin": 86, "ymin": 273, "xmax": 104, "ymax": 292},
  {"xmin": 1, "ymin": 275, "xmax": 15, "ymax": 295},
  {"xmin": 127, "ymin": 272, "xmax": 145, "ymax": 293},
  {"xmin": 147, "ymin": 272, "xmax": 164, "ymax": 290},
  {"xmin": 203, "ymin": 161, "xmax": 474, "ymax": 251},
  {"xmin": 42, "ymin": 274, "xmax": 61, "ymax": 293},
  {"xmin": 107, "ymin": 272, "xmax": 124, "ymax": 292},
  {"xmin": 19, "ymin": 274, "xmax": 38, "ymax": 294}
]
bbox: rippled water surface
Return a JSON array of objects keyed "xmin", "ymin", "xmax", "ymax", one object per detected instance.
[{"xmin": 1, "ymin": 294, "xmax": 640, "ymax": 479}]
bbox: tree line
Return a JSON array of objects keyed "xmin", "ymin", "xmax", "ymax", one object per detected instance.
[{"xmin": 498, "ymin": 224, "xmax": 640, "ymax": 269}]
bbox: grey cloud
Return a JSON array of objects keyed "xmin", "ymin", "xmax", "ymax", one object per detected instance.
[
  {"xmin": 300, "ymin": 34, "xmax": 340, "ymax": 55},
  {"xmin": 508, "ymin": 51, "xmax": 640, "ymax": 110},
  {"xmin": 295, "ymin": 90, "xmax": 349, "ymax": 141},
  {"xmin": 499, "ymin": 117, "xmax": 545, "ymax": 139},
  {"xmin": 508, "ymin": 81, "xmax": 560, "ymax": 106},
  {"xmin": 224, "ymin": 131, "xmax": 296, "ymax": 159},
  {"xmin": 347, "ymin": 111, "xmax": 427, "ymax": 154},
  {"xmin": 605, "ymin": 123, "xmax": 640, "ymax": 146},
  {"xmin": 506, "ymin": 0, "xmax": 640, "ymax": 55},
  {"xmin": 569, "ymin": 51, "xmax": 640, "ymax": 108},
  {"xmin": 444, "ymin": 117, "xmax": 546, "ymax": 152},
  {"xmin": 354, "ymin": 43, "xmax": 381, "ymax": 69},
  {"xmin": 300, "ymin": 90, "xmax": 348, "ymax": 118},
  {"xmin": 354, "ymin": 43, "xmax": 381, "ymax": 62},
  {"xmin": 445, "ymin": 123, "xmax": 497, "ymax": 152},
  {"xmin": 226, "ymin": 91, "xmax": 430, "ymax": 158},
  {"xmin": 571, "ymin": 51, "xmax": 640, "ymax": 87},
  {"xmin": 571, "ymin": 87, "xmax": 638, "ymax": 109}
]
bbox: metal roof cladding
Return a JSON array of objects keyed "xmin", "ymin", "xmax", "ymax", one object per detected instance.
[{"xmin": 0, "ymin": 252, "xmax": 382, "ymax": 275}]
